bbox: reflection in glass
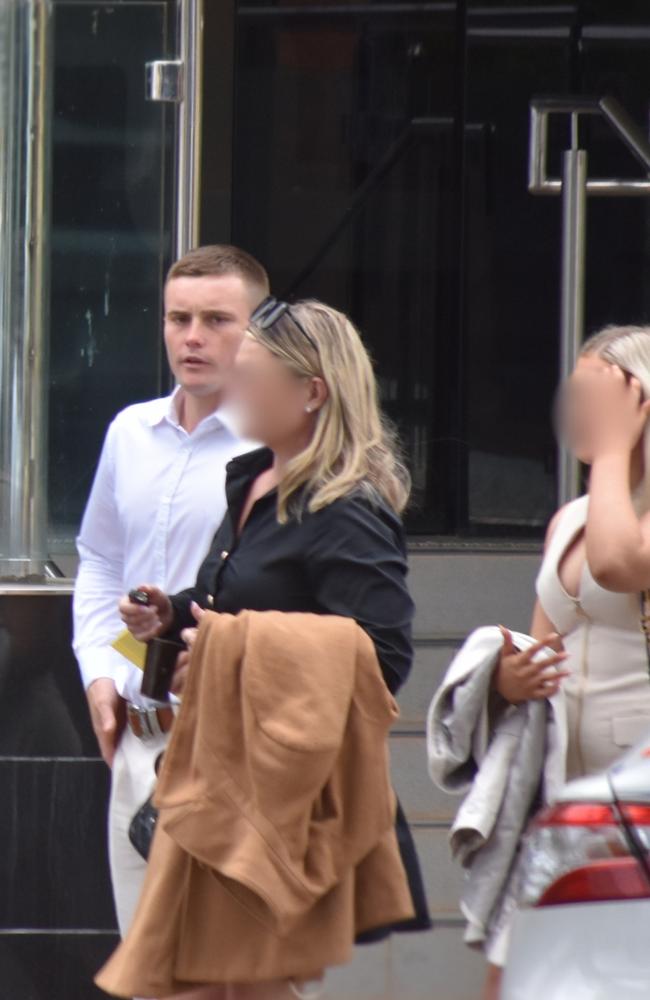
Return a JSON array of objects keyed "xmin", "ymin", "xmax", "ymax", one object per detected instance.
[{"xmin": 48, "ymin": 2, "xmax": 175, "ymax": 553}]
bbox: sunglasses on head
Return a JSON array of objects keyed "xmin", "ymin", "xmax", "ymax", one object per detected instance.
[{"xmin": 250, "ymin": 296, "xmax": 319, "ymax": 353}]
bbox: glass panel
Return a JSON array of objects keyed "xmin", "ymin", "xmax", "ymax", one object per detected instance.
[
  {"xmin": 48, "ymin": 1, "xmax": 175, "ymax": 557},
  {"xmin": 224, "ymin": 1, "xmax": 650, "ymax": 536},
  {"xmin": 232, "ymin": 3, "xmax": 459, "ymax": 533},
  {"xmin": 464, "ymin": 8, "xmax": 573, "ymax": 532},
  {"xmin": 581, "ymin": 29, "xmax": 650, "ymax": 331}
]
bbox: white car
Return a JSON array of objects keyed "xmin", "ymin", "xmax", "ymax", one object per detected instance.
[{"xmin": 501, "ymin": 737, "xmax": 650, "ymax": 999}]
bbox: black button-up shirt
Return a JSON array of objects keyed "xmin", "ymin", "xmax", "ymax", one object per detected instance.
[
  {"xmin": 168, "ymin": 446, "xmax": 431, "ymax": 935},
  {"xmin": 169, "ymin": 447, "xmax": 414, "ymax": 694}
]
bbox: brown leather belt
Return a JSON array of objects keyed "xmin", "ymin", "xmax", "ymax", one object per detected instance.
[{"xmin": 127, "ymin": 703, "xmax": 175, "ymax": 741}]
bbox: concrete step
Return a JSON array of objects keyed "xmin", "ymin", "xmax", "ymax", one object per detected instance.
[
  {"xmin": 408, "ymin": 549, "xmax": 540, "ymax": 639},
  {"xmin": 412, "ymin": 824, "xmax": 466, "ymax": 920},
  {"xmin": 389, "ymin": 735, "xmax": 468, "ymax": 917},
  {"xmin": 396, "ymin": 640, "xmax": 461, "ymax": 730},
  {"xmin": 360, "ymin": 547, "xmax": 536, "ymax": 998},
  {"xmin": 398, "ymin": 547, "xmax": 544, "ymax": 727},
  {"xmin": 390, "ymin": 733, "xmax": 459, "ymax": 825},
  {"xmin": 322, "ymin": 924, "xmax": 484, "ymax": 1000}
]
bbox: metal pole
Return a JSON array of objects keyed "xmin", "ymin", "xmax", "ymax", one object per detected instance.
[
  {"xmin": 557, "ymin": 145, "xmax": 587, "ymax": 505},
  {"xmin": 176, "ymin": 0, "xmax": 203, "ymax": 257},
  {"xmin": 0, "ymin": 0, "xmax": 52, "ymax": 579}
]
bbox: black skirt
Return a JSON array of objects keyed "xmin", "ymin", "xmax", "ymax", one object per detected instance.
[{"xmin": 355, "ymin": 797, "xmax": 433, "ymax": 942}]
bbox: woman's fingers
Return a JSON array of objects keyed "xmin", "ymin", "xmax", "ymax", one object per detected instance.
[
  {"xmin": 170, "ymin": 650, "xmax": 190, "ymax": 696},
  {"xmin": 498, "ymin": 625, "xmax": 519, "ymax": 657},
  {"xmin": 518, "ymin": 632, "xmax": 564, "ymax": 658},
  {"xmin": 180, "ymin": 626, "xmax": 198, "ymax": 648},
  {"xmin": 543, "ymin": 632, "xmax": 565, "ymax": 653},
  {"xmin": 525, "ymin": 662, "xmax": 571, "ymax": 697},
  {"xmin": 495, "ymin": 632, "xmax": 570, "ymax": 703},
  {"xmin": 499, "ymin": 631, "xmax": 565, "ymax": 669},
  {"xmin": 538, "ymin": 666, "xmax": 571, "ymax": 683},
  {"xmin": 190, "ymin": 601, "xmax": 205, "ymax": 624},
  {"xmin": 534, "ymin": 680, "xmax": 559, "ymax": 695},
  {"xmin": 519, "ymin": 651, "xmax": 569, "ymax": 674}
]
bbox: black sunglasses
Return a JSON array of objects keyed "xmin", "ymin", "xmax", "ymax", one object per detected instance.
[{"xmin": 250, "ymin": 296, "xmax": 319, "ymax": 353}]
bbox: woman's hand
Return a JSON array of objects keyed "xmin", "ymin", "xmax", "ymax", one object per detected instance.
[
  {"xmin": 493, "ymin": 626, "xmax": 569, "ymax": 704},
  {"xmin": 118, "ymin": 584, "xmax": 173, "ymax": 642},
  {"xmin": 171, "ymin": 603, "xmax": 206, "ymax": 696},
  {"xmin": 569, "ymin": 360, "xmax": 650, "ymax": 458},
  {"xmin": 574, "ymin": 360, "xmax": 650, "ymax": 592}
]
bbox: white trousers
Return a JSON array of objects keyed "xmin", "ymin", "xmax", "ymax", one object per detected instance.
[{"xmin": 108, "ymin": 723, "xmax": 168, "ymax": 936}]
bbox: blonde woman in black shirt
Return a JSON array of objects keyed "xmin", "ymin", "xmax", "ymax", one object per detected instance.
[{"xmin": 120, "ymin": 298, "xmax": 431, "ymax": 1000}]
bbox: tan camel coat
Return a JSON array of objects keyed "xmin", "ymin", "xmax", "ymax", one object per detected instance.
[{"xmin": 96, "ymin": 610, "xmax": 415, "ymax": 998}]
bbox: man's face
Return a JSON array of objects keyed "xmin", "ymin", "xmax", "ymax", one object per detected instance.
[{"xmin": 163, "ymin": 273, "xmax": 256, "ymax": 397}]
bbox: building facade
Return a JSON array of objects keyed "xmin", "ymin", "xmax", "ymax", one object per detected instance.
[{"xmin": 2, "ymin": 1, "xmax": 650, "ymax": 997}]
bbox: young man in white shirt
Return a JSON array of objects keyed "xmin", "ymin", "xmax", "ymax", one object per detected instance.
[{"xmin": 73, "ymin": 244, "xmax": 268, "ymax": 941}]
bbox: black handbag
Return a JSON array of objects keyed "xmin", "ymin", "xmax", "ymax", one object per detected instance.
[{"xmin": 128, "ymin": 794, "xmax": 159, "ymax": 860}]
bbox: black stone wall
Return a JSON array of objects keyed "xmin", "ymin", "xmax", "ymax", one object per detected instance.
[{"xmin": 0, "ymin": 593, "xmax": 118, "ymax": 1000}]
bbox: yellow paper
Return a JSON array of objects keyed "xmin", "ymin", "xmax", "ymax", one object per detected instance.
[{"xmin": 112, "ymin": 629, "xmax": 147, "ymax": 670}]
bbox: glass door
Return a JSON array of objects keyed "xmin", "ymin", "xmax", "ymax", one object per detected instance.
[
  {"xmin": 0, "ymin": 0, "xmax": 195, "ymax": 577},
  {"xmin": 47, "ymin": 0, "xmax": 180, "ymax": 561}
]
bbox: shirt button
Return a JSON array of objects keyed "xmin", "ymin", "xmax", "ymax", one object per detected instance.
[
  {"xmin": 220, "ymin": 550, "xmax": 229, "ymax": 560},
  {"xmin": 206, "ymin": 595, "xmax": 214, "ymax": 607}
]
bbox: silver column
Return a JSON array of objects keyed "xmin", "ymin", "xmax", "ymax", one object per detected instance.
[
  {"xmin": 176, "ymin": 0, "xmax": 203, "ymax": 256},
  {"xmin": 558, "ymin": 145, "xmax": 587, "ymax": 505},
  {"xmin": 0, "ymin": 0, "xmax": 52, "ymax": 578}
]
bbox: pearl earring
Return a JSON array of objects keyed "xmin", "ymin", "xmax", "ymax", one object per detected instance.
[{"xmin": 305, "ymin": 406, "xmax": 312, "ymax": 413}]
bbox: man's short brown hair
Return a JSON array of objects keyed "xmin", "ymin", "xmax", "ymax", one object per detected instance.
[{"xmin": 166, "ymin": 244, "xmax": 270, "ymax": 303}]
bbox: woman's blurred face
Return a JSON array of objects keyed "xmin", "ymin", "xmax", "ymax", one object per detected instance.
[
  {"xmin": 560, "ymin": 354, "xmax": 617, "ymax": 464},
  {"xmin": 231, "ymin": 335, "xmax": 316, "ymax": 448}
]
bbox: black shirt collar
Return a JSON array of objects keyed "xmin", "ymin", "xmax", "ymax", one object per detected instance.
[
  {"xmin": 226, "ymin": 446, "xmax": 274, "ymax": 481},
  {"xmin": 225, "ymin": 447, "xmax": 275, "ymax": 522}
]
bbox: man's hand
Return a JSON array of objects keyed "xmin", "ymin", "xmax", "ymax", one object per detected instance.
[
  {"xmin": 493, "ymin": 626, "xmax": 570, "ymax": 704},
  {"xmin": 86, "ymin": 677, "xmax": 126, "ymax": 767},
  {"xmin": 118, "ymin": 584, "xmax": 173, "ymax": 641}
]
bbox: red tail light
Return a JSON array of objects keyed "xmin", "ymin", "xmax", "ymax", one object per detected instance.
[
  {"xmin": 518, "ymin": 801, "xmax": 650, "ymax": 908},
  {"xmin": 535, "ymin": 802, "xmax": 650, "ymax": 828},
  {"xmin": 538, "ymin": 857, "xmax": 650, "ymax": 906}
]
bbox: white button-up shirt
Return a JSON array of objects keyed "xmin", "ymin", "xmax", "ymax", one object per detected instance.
[{"xmin": 73, "ymin": 388, "xmax": 254, "ymax": 706}]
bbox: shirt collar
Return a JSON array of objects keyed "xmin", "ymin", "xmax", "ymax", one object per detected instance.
[
  {"xmin": 145, "ymin": 386, "xmax": 240, "ymax": 437},
  {"xmin": 224, "ymin": 447, "xmax": 275, "ymax": 515},
  {"xmin": 226, "ymin": 446, "xmax": 274, "ymax": 478}
]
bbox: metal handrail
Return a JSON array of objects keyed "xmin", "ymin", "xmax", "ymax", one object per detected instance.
[
  {"xmin": 528, "ymin": 95, "xmax": 650, "ymax": 505},
  {"xmin": 529, "ymin": 95, "xmax": 650, "ymax": 196}
]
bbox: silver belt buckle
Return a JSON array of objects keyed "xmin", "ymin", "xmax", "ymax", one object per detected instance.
[
  {"xmin": 141, "ymin": 708, "xmax": 160, "ymax": 741},
  {"xmin": 129, "ymin": 704, "xmax": 160, "ymax": 742}
]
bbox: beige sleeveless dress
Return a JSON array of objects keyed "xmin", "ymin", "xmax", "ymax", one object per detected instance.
[{"xmin": 536, "ymin": 494, "xmax": 650, "ymax": 781}]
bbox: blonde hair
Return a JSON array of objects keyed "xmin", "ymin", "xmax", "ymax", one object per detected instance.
[
  {"xmin": 248, "ymin": 299, "xmax": 410, "ymax": 522},
  {"xmin": 581, "ymin": 324, "xmax": 650, "ymax": 512}
]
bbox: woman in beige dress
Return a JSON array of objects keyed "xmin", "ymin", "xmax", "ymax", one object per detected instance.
[{"xmin": 485, "ymin": 324, "xmax": 650, "ymax": 999}]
